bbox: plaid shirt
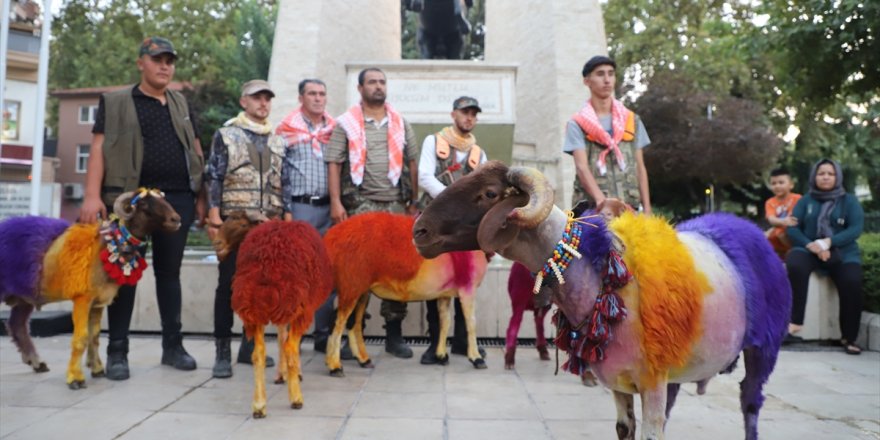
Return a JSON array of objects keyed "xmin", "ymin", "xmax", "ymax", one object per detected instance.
[{"xmin": 281, "ymin": 114, "xmax": 330, "ymax": 213}]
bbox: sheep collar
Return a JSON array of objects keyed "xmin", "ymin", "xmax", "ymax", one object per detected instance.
[{"xmin": 99, "ymin": 216, "xmax": 147, "ymax": 286}]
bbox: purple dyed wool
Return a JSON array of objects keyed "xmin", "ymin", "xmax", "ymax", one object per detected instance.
[{"xmin": 0, "ymin": 216, "xmax": 71, "ymax": 302}]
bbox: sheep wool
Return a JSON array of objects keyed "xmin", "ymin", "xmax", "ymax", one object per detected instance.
[
  {"xmin": 610, "ymin": 212, "xmax": 710, "ymax": 388},
  {"xmin": 0, "ymin": 216, "xmax": 69, "ymax": 302},
  {"xmin": 41, "ymin": 223, "xmax": 103, "ymax": 302}
]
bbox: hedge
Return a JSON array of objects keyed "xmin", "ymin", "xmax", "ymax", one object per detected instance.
[{"xmin": 860, "ymin": 233, "xmax": 880, "ymax": 314}]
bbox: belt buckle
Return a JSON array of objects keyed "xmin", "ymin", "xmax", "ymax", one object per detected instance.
[{"xmin": 309, "ymin": 195, "xmax": 321, "ymax": 206}]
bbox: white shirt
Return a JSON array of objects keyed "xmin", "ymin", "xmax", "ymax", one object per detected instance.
[{"xmin": 418, "ymin": 134, "xmax": 488, "ymax": 198}]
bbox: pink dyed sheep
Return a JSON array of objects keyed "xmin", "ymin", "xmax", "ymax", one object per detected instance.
[{"xmin": 504, "ymin": 262, "xmax": 552, "ymax": 369}]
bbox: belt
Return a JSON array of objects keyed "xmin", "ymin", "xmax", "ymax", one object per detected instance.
[{"xmin": 291, "ymin": 195, "xmax": 330, "ymax": 206}]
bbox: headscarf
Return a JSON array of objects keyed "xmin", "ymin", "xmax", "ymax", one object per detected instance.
[{"xmin": 807, "ymin": 158, "xmax": 846, "ymax": 239}]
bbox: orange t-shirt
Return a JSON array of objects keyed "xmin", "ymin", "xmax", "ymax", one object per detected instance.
[{"xmin": 765, "ymin": 193, "xmax": 802, "ymax": 254}]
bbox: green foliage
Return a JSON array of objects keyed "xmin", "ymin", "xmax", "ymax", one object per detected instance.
[{"xmin": 859, "ymin": 233, "xmax": 880, "ymax": 314}]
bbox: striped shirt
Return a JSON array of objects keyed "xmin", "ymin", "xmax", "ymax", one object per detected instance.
[{"xmin": 281, "ymin": 114, "xmax": 330, "ymax": 213}]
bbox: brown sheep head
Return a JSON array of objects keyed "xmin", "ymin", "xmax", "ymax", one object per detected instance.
[
  {"xmin": 213, "ymin": 211, "xmax": 268, "ymax": 261},
  {"xmin": 596, "ymin": 198, "xmax": 633, "ymax": 222},
  {"xmin": 113, "ymin": 189, "xmax": 181, "ymax": 239},
  {"xmin": 413, "ymin": 161, "xmax": 555, "ymax": 258}
]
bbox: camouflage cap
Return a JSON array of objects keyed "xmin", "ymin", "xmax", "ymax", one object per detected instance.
[
  {"xmin": 241, "ymin": 79, "xmax": 275, "ymax": 98},
  {"xmin": 139, "ymin": 37, "xmax": 177, "ymax": 59},
  {"xmin": 453, "ymin": 96, "xmax": 482, "ymax": 112}
]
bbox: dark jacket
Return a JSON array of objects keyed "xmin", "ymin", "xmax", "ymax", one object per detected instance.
[{"xmin": 787, "ymin": 193, "xmax": 864, "ymax": 264}]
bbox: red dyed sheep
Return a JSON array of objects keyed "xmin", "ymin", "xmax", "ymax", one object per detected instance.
[
  {"xmin": 504, "ymin": 262, "xmax": 553, "ymax": 370},
  {"xmin": 231, "ymin": 219, "xmax": 332, "ymax": 418}
]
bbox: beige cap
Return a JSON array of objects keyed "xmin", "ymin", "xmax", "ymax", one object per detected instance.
[{"xmin": 241, "ymin": 79, "xmax": 275, "ymax": 97}]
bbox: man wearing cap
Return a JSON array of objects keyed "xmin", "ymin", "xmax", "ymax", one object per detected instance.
[
  {"xmin": 79, "ymin": 37, "xmax": 205, "ymax": 380},
  {"xmin": 274, "ymin": 78, "xmax": 347, "ymax": 357},
  {"xmin": 563, "ymin": 55, "xmax": 652, "ymax": 214},
  {"xmin": 204, "ymin": 79, "xmax": 284, "ymax": 378},
  {"xmin": 326, "ymin": 67, "xmax": 420, "ymax": 358},
  {"xmin": 417, "ymin": 96, "xmax": 488, "ymax": 364}
]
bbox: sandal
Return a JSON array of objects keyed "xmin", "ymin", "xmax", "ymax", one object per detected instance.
[{"xmin": 844, "ymin": 343, "xmax": 862, "ymax": 355}]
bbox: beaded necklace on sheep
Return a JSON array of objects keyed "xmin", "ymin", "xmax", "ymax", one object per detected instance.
[
  {"xmin": 534, "ymin": 210, "xmax": 631, "ymax": 375},
  {"xmin": 99, "ymin": 189, "xmax": 160, "ymax": 286}
]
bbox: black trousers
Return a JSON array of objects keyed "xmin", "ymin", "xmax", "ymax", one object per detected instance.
[
  {"xmin": 785, "ymin": 249, "xmax": 863, "ymax": 343},
  {"xmin": 213, "ymin": 248, "xmax": 237, "ymax": 339},
  {"xmin": 425, "ymin": 297, "xmax": 467, "ymax": 345},
  {"xmin": 107, "ymin": 192, "xmax": 195, "ymax": 345}
]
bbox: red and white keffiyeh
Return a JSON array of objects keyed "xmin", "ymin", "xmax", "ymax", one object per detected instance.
[
  {"xmin": 336, "ymin": 103, "xmax": 405, "ymax": 186},
  {"xmin": 572, "ymin": 99, "xmax": 632, "ymax": 176},
  {"xmin": 275, "ymin": 107, "xmax": 336, "ymax": 159}
]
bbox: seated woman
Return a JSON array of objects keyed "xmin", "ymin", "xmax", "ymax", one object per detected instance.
[{"xmin": 785, "ymin": 158, "xmax": 864, "ymax": 354}]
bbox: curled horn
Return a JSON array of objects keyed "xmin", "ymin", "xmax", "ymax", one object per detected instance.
[
  {"xmin": 113, "ymin": 191, "xmax": 138, "ymax": 220},
  {"xmin": 506, "ymin": 167, "xmax": 555, "ymax": 228}
]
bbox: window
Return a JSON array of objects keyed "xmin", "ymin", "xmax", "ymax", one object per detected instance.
[
  {"xmin": 76, "ymin": 144, "xmax": 90, "ymax": 173},
  {"xmin": 2, "ymin": 100, "xmax": 21, "ymax": 141},
  {"xmin": 78, "ymin": 105, "xmax": 98, "ymax": 124}
]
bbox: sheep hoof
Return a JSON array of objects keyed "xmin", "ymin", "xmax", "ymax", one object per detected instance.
[
  {"xmin": 91, "ymin": 369, "xmax": 105, "ymax": 378},
  {"xmin": 329, "ymin": 368, "xmax": 345, "ymax": 378},
  {"xmin": 471, "ymin": 358, "xmax": 488, "ymax": 369},
  {"xmin": 504, "ymin": 362, "xmax": 515, "ymax": 370},
  {"xmin": 291, "ymin": 402, "xmax": 303, "ymax": 410},
  {"xmin": 33, "ymin": 362, "xmax": 49, "ymax": 373},
  {"xmin": 67, "ymin": 380, "xmax": 86, "ymax": 390},
  {"xmin": 253, "ymin": 411, "xmax": 266, "ymax": 419},
  {"xmin": 358, "ymin": 359, "xmax": 374, "ymax": 369},
  {"xmin": 274, "ymin": 377, "xmax": 285, "ymax": 385}
]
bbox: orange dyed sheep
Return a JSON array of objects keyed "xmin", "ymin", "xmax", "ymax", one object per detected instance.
[
  {"xmin": 323, "ymin": 212, "xmax": 488, "ymax": 376},
  {"xmin": 231, "ymin": 219, "xmax": 332, "ymax": 418}
]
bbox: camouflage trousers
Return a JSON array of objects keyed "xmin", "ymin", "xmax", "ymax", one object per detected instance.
[{"xmin": 347, "ymin": 198, "xmax": 408, "ymax": 321}]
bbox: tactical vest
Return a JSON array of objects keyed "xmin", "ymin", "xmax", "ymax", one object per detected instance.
[
  {"xmin": 99, "ymin": 86, "xmax": 203, "ymax": 206},
  {"xmin": 217, "ymin": 125, "xmax": 284, "ymax": 218},
  {"xmin": 571, "ymin": 112, "xmax": 641, "ymax": 209},
  {"xmin": 420, "ymin": 134, "xmax": 482, "ymax": 207}
]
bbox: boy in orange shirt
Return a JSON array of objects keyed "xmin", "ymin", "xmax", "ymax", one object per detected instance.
[{"xmin": 765, "ymin": 168, "xmax": 801, "ymax": 259}]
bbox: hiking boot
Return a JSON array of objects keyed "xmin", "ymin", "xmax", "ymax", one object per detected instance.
[
  {"xmin": 161, "ymin": 334, "xmax": 197, "ymax": 371},
  {"xmin": 212, "ymin": 337, "xmax": 232, "ymax": 378},
  {"xmin": 237, "ymin": 334, "xmax": 275, "ymax": 367},
  {"xmin": 384, "ymin": 319, "xmax": 413, "ymax": 359},
  {"xmin": 106, "ymin": 339, "xmax": 130, "ymax": 381}
]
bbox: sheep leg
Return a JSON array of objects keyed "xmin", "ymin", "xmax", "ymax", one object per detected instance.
[
  {"xmin": 435, "ymin": 297, "xmax": 451, "ymax": 362},
  {"xmin": 664, "ymin": 383, "xmax": 681, "ymax": 429},
  {"xmin": 534, "ymin": 305, "xmax": 551, "ymax": 361},
  {"xmin": 740, "ymin": 346, "xmax": 774, "ymax": 440},
  {"xmin": 285, "ymin": 330, "xmax": 304, "ymax": 409},
  {"xmin": 6, "ymin": 302, "xmax": 47, "ymax": 372},
  {"xmin": 326, "ymin": 295, "xmax": 358, "ymax": 377},
  {"xmin": 504, "ymin": 305, "xmax": 525, "ymax": 370},
  {"xmin": 457, "ymin": 293, "xmax": 486, "ymax": 369},
  {"xmin": 86, "ymin": 305, "xmax": 105, "ymax": 377},
  {"xmin": 639, "ymin": 383, "xmax": 668, "ymax": 440},
  {"xmin": 66, "ymin": 297, "xmax": 91, "ymax": 389},
  {"xmin": 274, "ymin": 324, "xmax": 289, "ymax": 384},
  {"xmin": 613, "ymin": 391, "xmax": 636, "ymax": 440},
  {"xmin": 349, "ymin": 294, "xmax": 373, "ymax": 368},
  {"xmin": 250, "ymin": 325, "xmax": 268, "ymax": 418}
]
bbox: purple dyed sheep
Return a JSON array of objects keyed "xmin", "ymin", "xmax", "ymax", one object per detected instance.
[{"xmin": 0, "ymin": 190, "xmax": 180, "ymax": 389}]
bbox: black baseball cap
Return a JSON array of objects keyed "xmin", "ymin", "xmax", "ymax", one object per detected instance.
[
  {"xmin": 139, "ymin": 37, "xmax": 177, "ymax": 59},
  {"xmin": 582, "ymin": 55, "xmax": 616, "ymax": 77},
  {"xmin": 453, "ymin": 96, "xmax": 482, "ymax": 112}
]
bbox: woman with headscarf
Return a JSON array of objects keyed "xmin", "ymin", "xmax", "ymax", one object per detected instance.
[{"xmin": 785, "ymin": 159, "xmax": 865, "ymax": 354}]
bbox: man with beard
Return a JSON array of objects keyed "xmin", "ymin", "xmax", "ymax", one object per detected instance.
[
  {"xmin": 325, "ymin": 67, "xmax": 420, "ymax": 358},
  {"xmin": 417, "ymin": 96, "xmax": 487, "ymax": 364}
]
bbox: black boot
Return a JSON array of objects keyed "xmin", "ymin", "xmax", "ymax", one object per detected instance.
[
  {"xmin": 420, "ymin": 301, "xmax": 447, "ymax": 365},
  {"xmin": 161, "ymin": 334, "xmax": 197, "ymax": 371},
  {"xmin": 237, "ymin": 334, "xmax": 275, "ymax": 367},
  {"xmin": 212, "ymin": 337, "xmax": 232, "ymax": 378},
  {"xmin": 384, "ymin": 319, "xmax": 413, "ymax": 358},
  {"xmin": 106, "ymin": 339, "xmax": 130, "ymax": 381}
]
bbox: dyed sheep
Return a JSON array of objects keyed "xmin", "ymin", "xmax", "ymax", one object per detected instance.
[
  {"xmin": 504, "ymin": 262, "xmax": 552, "ymax": 370},
  {"xmin": 323, "ymin": 212, "xmax": 488, "ymax": 376},
  {"xmin": 413, "ymin": 162, "xmax": 790, "ymax": 440},
  {"xmin": 230, "ymin": 219, "xmax": 333, "ymax": 418},
  {"xmin": 0, "ymin": 190, "xmax": 180, "ymax": 389}
]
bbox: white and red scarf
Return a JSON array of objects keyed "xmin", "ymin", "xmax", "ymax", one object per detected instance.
[
  {"xmin": 275, "ymin": 107, "xmax": 336, "ymax": 159},
  {"xmin": 336, "ymin": 103, "xmax": 405, "ymax": 186},
  {"xmin": 572, "ymin": 99, "xmax": 631, "ymax": 176}
]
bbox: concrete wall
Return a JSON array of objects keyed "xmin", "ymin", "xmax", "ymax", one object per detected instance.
[{"xmin": 3, "ymin": 80, "xmax": 38, "ymax": 147}]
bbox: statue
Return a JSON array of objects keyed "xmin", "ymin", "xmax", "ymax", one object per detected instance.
[{"xmin": 403, "ymin": 0, "xmax": 473, "ymax": 60}]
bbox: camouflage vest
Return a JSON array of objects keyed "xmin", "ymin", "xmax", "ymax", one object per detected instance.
[
  {"xmin": 218, "ymin": 125, "xmax": 284, "ymax": 217},
  {"xmin": 571, "ymin": 112, "xmax": 641, "ymax": 209},
  {"xmin": 419, "ymin": 134, "xmax": 482, "ymax": 207}
]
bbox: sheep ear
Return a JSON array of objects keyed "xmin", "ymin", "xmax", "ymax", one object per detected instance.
[
  {"xmin": 477, "ymin": 192, "xmax": 528, "ymax": 253},
  {"xmin": 113, "ymin": 191, "xmax": 137, "ymax": 220}
]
